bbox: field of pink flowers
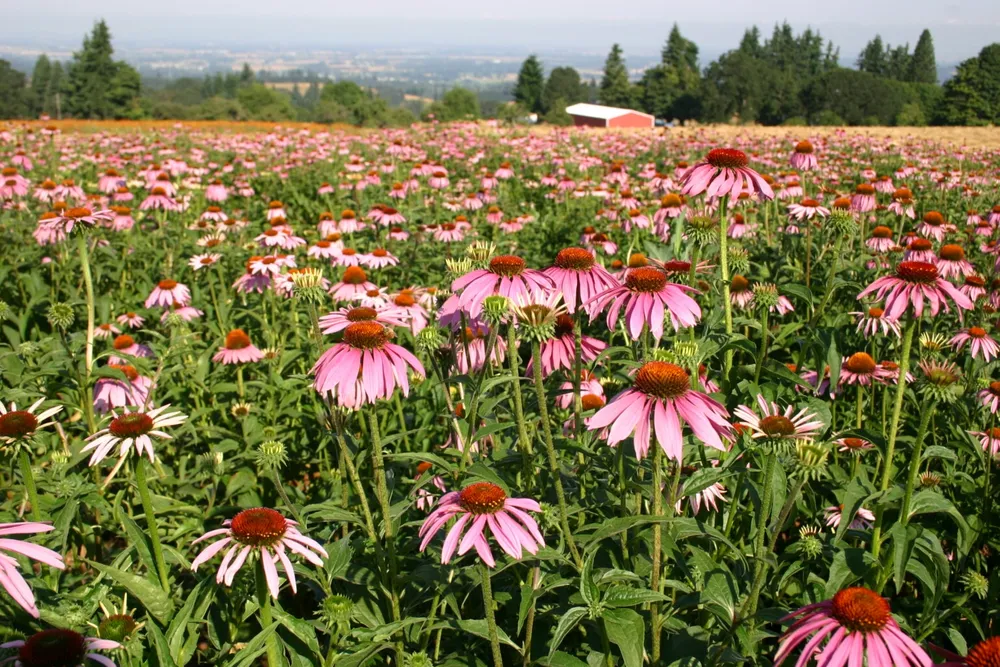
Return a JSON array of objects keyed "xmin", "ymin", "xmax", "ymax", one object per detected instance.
[{"xmin": 0, "ymin": 121, "xmax": 999, "ymax": 667}]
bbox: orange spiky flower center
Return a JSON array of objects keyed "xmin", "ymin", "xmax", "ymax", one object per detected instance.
[
  {"xmin": 489, "ymin": 255, "xmax": 526, "ymax": 277},
  {"xmin": 854, "ymin": 184, "xmax": 875, "ymax": 196},
  {"xmin": 0, "ymin": 410, "xmax": 38, "ymax": 439},
  {"xmin": 341, "ymin": 266, "xmax": 368, "ymax": 285},
  {"xmin": 830, "ymin": 587, "xmax": 891, "ymax": 633},
  {"xmin": 969, "ymin": 327, "xmax": 988, "ymax": 338},
  {"xmin": 871, "ymin": 226, "xmax": 892, "ymax": 239},
  {"xmin": 231, "ymin": 508, "xmax": 287, "ymax": 547},
  {"xmin": 706, "ymin": 148, "xmax": 748, "ymax": 170},
  {"xmin": 965, "ymin": 636, "xmax": 1000, "ymax": 667},
  {"xmin": 18, "ymin": 629, "xmax": 87, "ymax": 667},
  {"xmin": 794, "ymin": 140, "xmax": 814, "ymax": 154},
  {"xmin": 759, "ymin": 415, "xmax": 796, "ymax": 437},
  {"xmin": 939, "ymin": 244, "xmax": 965, "ymax": 261},
  {"xmin": 346, "ymin": 306, "xmax": 378, "ymax": 322},
  {"xmin": 868, "ymin": 307, "xmax": 884, "ymax": 318},
  {"xmin": 922, "ymin": 211, "xmax": 944, "ymax": 226},
  {"xmin": 109, "ymin": 412, "xmax": 154, "ymax": 438},
  {"xmin": 895, "ymin": 261, "xmax": 938, "ymax": 284},
  {"xmin": 731, "ymin": 275, "xmax": 750, "ymax": 292},
  {"xmin": 554, "ymin": 247, "xmax": 595, "ymax": 271},
  {"xmin": 343, "ymin": 321, "xmax": 391, "ymax": 350},
  {"xmin": 157, "ymin": 279, "xmax": 178, "ymax": 290},
  {"xmin": 113, "ymin": 334, "xmax": 135, "ymax": 350},
  {"xmin": 845, "ymin": 352, "xmax": 877, "ymax": 375},
  {"xmin": 625, "ymin": 267, "xmax": 668, "ymax": 293},
  {"xmin": 458, "ymin": 482, "xmax": 507, "ymax": 515},
  {"xmin": 634, "ymin": 361, "xmax": 690, "ymax": 399},
  {"xmin": 581, "ymin": 394, "xmax": 605, "ymax": 410},
  {"xmin": 225, "ymin": 329, "xmax": 252, "ymax": 350}
]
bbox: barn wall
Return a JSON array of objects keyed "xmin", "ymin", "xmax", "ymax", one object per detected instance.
[
  {"xmin": 608, "ymin": 113, "xmax": 654, "ymax": 129},
  {"xmin": 570, "ymin": 115, "xmax": 607, "ymax": 128}
]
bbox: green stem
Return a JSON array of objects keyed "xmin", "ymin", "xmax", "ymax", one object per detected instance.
[
  {"xmin": 479, "ymin": 561, "xmax": 504, "ymax": 667},
  {"xmin": 19, "ymin": 450, "xmax": 42, "ymax": 521},
  {"xmin": 651, "ymin": 445, "xmax": 663, "ymax": 664},
  {"xmin": 522, "ymin": 566, "xmax": 540, "ymax": 667},
  {"xmin": 531, "ymin": 341, "xmax": 582, "ymax": 569},
  {"xmin": 367, "ymin": 409, "xmax": 404, "ymax": 663},
  {"xmin": 255, "ymin": 558, "xmax": 283, "ymax": 667},
  {"xmin": 393, "ymin": 391, "xmax": 411, "ymax": 451},
  {"xmin": 753, "ymin": 308, "xmax": 769, "ymax": 385},
  {"xmin": 899, "ymin": 402, "xmax": 937, "ymax": 526},
  {"xmin": 741, "ymin": 453, "xmax": 776, "ymax": 618},
  {"xmin": 856, "ymin": 386, "xmax": 864, "ymax": 431},
  {"xmin": 135, "ymin": 458, "xmax": 170, "ymax": 592},
  {"xmin": 870, "ymin": 318, "xmax": 917, "ymax": 562},
  {"xmin": 270, "ymin": 468, "xmax": 304, "ymax": 526},
  {"xmin": 236, "ymin": 366, "xmax": 245, "ymax": 399},
  {"xmin": 76, "ymin": 234, "xmax": 96, "ymax": 432},
  {"xmin": 333, "ymin": 423, "xmax": 376, "ymax": 539},
  {"xmin": 809, "ymin": 235, "xmax": 844, "ymax": 328},
  {"xmin": 719, "ymin": 197, "xmax": 734, "ymax": 384},
  {"xmin": 508, "ymin": 323, "xmax": 533, "ymax": 487},
  {"xmin": 572, "ymin": 315, "xmax": 584, "ymax": 440}
]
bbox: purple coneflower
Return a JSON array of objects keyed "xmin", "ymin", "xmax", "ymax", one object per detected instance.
[
  {"xmin": 857, "ymin": 261, "xmax": 973, "ymax": 320},
  {"xmin": 951, "ymin": 326, "xmax": 1000, "ymax": 362},
  {"xmin": 840, "ymin": 352, "xmax": 890, "ymax": 387},
  {"xmin": 0, "ymin": 522, "xmax": 65, "ymax": 618},
  {"xmin": 587, "ymin": 361, "xmax": 732, "ymax": 461},
  {"xmin": 732, "ymin": 396, "xmax": 824, "ymax": 442},
  {"xmin": 0, "ymin": 399, "xmax": 62, "ymax": 445},
  {"xmin": 83, "ymin": 404, "xmax": 187, "ymax": 465},
  {"xmin": 144, "ymin": 279, "xmax": 190, "ymax": 309},
  {"xmin": 451, "ymin": 255, "xmax": 553, "ymax": 319},
  {"xmin": 775, "ymin": 586, "xmax": 931, "ymax": 666},
  {"xmin": 418, "ymin": 482, "xmax": 544, "ymax": 568},
  {"xmin": 1, "ymin": 629, "xmax": 120, "ymax": 667},
  {"xmin": 587, "ymin": 266, "xmax": 701, "ymax": 340},
  {"xmin": 978, "ymin": 381, "xmax": 1000, "ymax": 414},
  {"xmin": 680, "ymin": 148, "xmax": 774, "ymax": 201},
  {"xmin": 213, "ymin": 329, "xmax": 265, "ymax": 365},
  {"xmin": 969, "ymin": 427, "xmax": 1000, "ymax": 457},
  {"xmin": 935, "ymin": 244, "xmax": 975, "ymax": 280},
  {"xmin": 191, "ymin": 508, "xmax": 327, "ymax": 597},
  {"xmin": 789, "ymin": 140, "xmax": 818, "ymax": 171},
  {"xmin": 545, "ymin": 247, "xmax": 619, "ymax": 316},
  {"xmin": 319, "ymin": 305, "xmax": 407, "ymax": 335},
  {"xmin": 852, "ymin": 306, "xmax": 901, "ymax": 338}
]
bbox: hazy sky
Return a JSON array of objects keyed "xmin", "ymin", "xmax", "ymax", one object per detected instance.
[{"xmin": 2, "ymin": 0, "xmax": 996, "ymax": 62}]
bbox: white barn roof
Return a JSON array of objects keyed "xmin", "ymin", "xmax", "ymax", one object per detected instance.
[{"xmin": 565, "ymin": 103, "xmax": 654, "ymax": 120}]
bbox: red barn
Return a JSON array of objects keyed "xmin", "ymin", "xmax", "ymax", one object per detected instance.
[{"xmin": 565, "ymin": 103, "xmax": 654, "ymax": 129}]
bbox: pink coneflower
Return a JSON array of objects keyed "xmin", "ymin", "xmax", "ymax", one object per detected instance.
[
  {"xmin": 840, "ymin": 352, "xmax": 890, "ymax": 387},
  {"xmin": 729, "ymin": 275, "xmax": 754, "ymax": 309},
  {"xmin": 319, "ymin": 305, "xmax": 408, "ymax": 335},
  {"xmin": 161, "ymin": 305, "xmax": 203, "ymax": 323},
  {"xmin": 332, "ymin": 247, "xmax": 363, "ymax": 267},
  {"xmin": 0, "ymin": 398, "xmax": 62, "ymax": 446},
  {"xmin": 83, "ymin": 404, "xmax": 187, "ymax": 465},
  {"xmin": 414, "ymin": 462, "xmax": 447, "ymax": 511},
  {"xmin": 0, "ymin": 523, "xmax": 65, "ymax": 618},
  {"xmin": 191, "ymin": 507, "xmax": 327, "ymax": 597},
  {"xmin": 587, "ymin": 361, "xmax": 732, "ymax": 461},
  {"xmin": 556, "ymin": 371, "xmax": 605, "ymax": 410},
  {"xmin": 680, "ymin": 148, "xmax": 774, "ymax": 201},
  {"xmin": 311, "ymin": 321, "xmax": 425, "ymax": 408},
  {"xmin": 789, "ymin": 140, "xmax": 818, "ymax": 171},
  {"xmin": 44, "ymin": 206, "xmax": 114, "ymax": 235},
  {"xmin": 433, "ymin": 222, "xmax": 465, "ymax": 243},
  {"xmin": 93, "ymin": 364, "xmax": 151, "ymax": 414},
  {"xmin": 824, "ymin": 504, "xmax": 875, "ymax": 531},
  {"xmin": 857, "ymin": 261, "xmax": 973, "ymax": 320},
  {"xmin": 586, "ymin": 232, "xmax": 618, "ymax": 256},
  {"xmin": 145, "ymin": 280, "xmax": 190, "ymax": 309},
  {"xmin": 308, "ymin": 239, "xmax": 341, "ymax": 260},
  {"xmin": 732, "ymin": 396, "xmax": 824, "ymax": 442},
  {"xmin": 116, "ymin": 312, "xmax": 144, "ymax": 329},
  {"xmin": 205, "ymin": 180, "xmax": 228, "ymax": 201},
  {"xmin": 451, "ymin": 255, "xmax": 553, "ymax": 319},
  {"xmin": 951, "ymin": 326, "xmax": 1000, "ymax": 362},
  {"xmin": 675, "ymin": 476, "xmax": 727, "ymax": 515},
  {"xmin": 109, "ymin": 334, "xmax": 154, "ymax": 364},
  {"xmin": 850, "ymin": 183, "xmax": 877, "ymax": 212},
  {"xmin": 361, "ymin": 248, "xmax": 398, "ymax": 269},
  {"xmin": 357, "ymin": 287, "xmax": 390, "ymax": 308},
  {"xmin": 213, "ymin": 329, "xmax": 264, "ymax": 365},
  {"xmin": 109, "ymin": 205, "xmax": 134, "ymax": 231},
  {"xmin": 328, "ymin": 266, "xmax": 377, "ymax": 301},
  {"xmin": 933, "ymin": 637, "xmax": 1000, "ymax": 666},
  {"xmin": 139, "ymin": 187, "xmax": 178, "ymax": 211},
  {"xmin": 865, "ymin": 226, "xmax": 895, "ymax": 253},
  {"xmin": 787, "ymin": 197, "xmax": 830, "ymax": 221},
  {"xmin": 1, "ymin": 629, "xmax": 120, "ymax": 667},
  {"xmin": 622, "ymin": 208, "xmax": 651, "ymax": 232},
  {"xmin": 935, "ymin": 244, "xmax": 975, "ymax": 279},
  {"xmin": 775, "ymin": 586, "xmax": 931, "ymax": 666},
  {"xmin": 903, "ymin": 238, "xmax": 935, "ymax": 264},
  {"xmin": 266, "ymin": 200, "xmax": 286, "ymax": 220},
  {"xmin": 836, "ymin": 437, "xmax": 874, "ymax": 454},
  {"xmin": 544, "ymin": 247, "xmax": 619, "ymax": 316},
  {"xmin": 418, "ymin": 482, "xmax": 544, "ymax": 567},
  {"xmin": 199, "ymin": 206, "xmax": 228, "ymax": 223},
  {"xmin": 527, "ymin": 313, "xmax": 607, "ymax": 375},
  {"xmin": 388, "ymin": 226, "xmax": 409, "ymax": 241},
  {"xmin": 385, "ymin": 291, "xmax": 430, "ymax": 335},
  {"xmin": 978, "ymin": 381, "xmax": 1000, "ymax": 413},
  {"xmin": 917, "ymin": 211, "xmax": 950, "ymax": 241},
  {"xmin": 189, "ymin": 253, "xmax": 222, "ymax": 271},
  {"xmin": 94, "ymin": 322, "xmax": 121, "ymax": 340},
  {"xmin": 454, "ymin": 323, "xmax": 507, "ymax": 374},
  {"xmin": 250, "ymin": 254, "xmax": 295, "ymax": 276},
  {"xmin": 727, "ymin": 213, "xmax": 755, "ymax": 239},
  {"xmin": 851, "ymin": 306, "xmax": 901, "ymax": 338},
  {"xmin": 587, "ymin": 266, "xmax": 701, "ymax": 341},
  {"xmin": 969, "ymin": 427, "xmax": 1000, "ymax": 456}
]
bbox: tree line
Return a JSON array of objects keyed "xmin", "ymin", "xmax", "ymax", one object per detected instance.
[
  {"xmin": 1, "ymin": 19, "xmax": 998, "ymax": 126},
  {"xmin": 512, "ymin": 24, "xmax": 1000, "ymax": 126}
]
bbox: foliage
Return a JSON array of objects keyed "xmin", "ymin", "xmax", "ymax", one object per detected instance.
[
  {"xmin": 599, "ymin": 44, "xmax": 633, "ymax": 108},
  {"xmin": 423, "ymin": 87, "xmax": 480, "ymax": 121},
  {"xmin": 513, "ymin": 55, "xmax": 545, "ymax": 114},
  {"xmin": 62, "ymin": 20, "xmax": 141, "ymax": 119},
  {"xmin": 0, "ymin": 59, "xmax": 28, "ymax": 119},
  {"xmin": 936, "ymin": 44, "xmax": 1000, "ymax": 126},
  {"xmin": 542, "ymin": 66, "xmax": 585, "ymax": 114}
]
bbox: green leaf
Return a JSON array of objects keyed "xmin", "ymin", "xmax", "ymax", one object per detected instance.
[
  {"xmin": 580, "ymin": 550, "xmax": 599, "ymax": 605},
  {"xmin": 824, "ymin": 549, "xmax": 873, "ymax": 598},
  {"xmin": 455, "ymin": 618, "xmax": 520, "ymax": 650},
  {"xmin": 890, "ymin": 522, "xmax": 918, "ymax": 594},
  {"xmin": 602, "ymin": 585, "xmax": 669, "ymax": 608},
  {"xmin": 582, "ymin": 515, "xmax": 674, "ymax": 548},
  {"xmin": 119, "ymin": 513, "xmax": 157, "ymax": 579},
  {"xmin": 86, "ymin": 559, "xmax": 174, "ymax": 624},
  {"xmin": 681, "ymin": 466, "xmax": 733, "ymax": 498},
  {"xmin": 328, "ymin": 643, "xmax": 392, "ymax": 667},
  {"xmin": 146, "ymin": 621, "xmax": 174, "ymax": 667},
  {"xmin": 603, "ymin": 608, "xmax": 644, "ymax": 667},
  {"xmin": 826, "ymin": 337, "xmax": 841, "ymax": 391},
  {"xmin": 835, "ymin": 478, "xmax": 871, "ymax": 543},
  {"xmin": 547, "ymin": 606, "xmax": 587, "ymax": 658},
  {"xmin": 223, "ymin": 621, "xmax": 281, "ymax": 667}
]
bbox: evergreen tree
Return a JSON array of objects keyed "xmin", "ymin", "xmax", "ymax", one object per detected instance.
[
  {"xmin": 662, "ymin": 24, "xmax": 698, "ymax": 71},
  {"xmin": 599, "ymin": 44, "xmax": 633, "ymax": 108},
  {"xmin": 542, "ymin": 66, "xmax": 584, "ymax": 113},
  {"xmin": 907, "ymin": 29, "xmax": 937, "ymax": 83},
  {"xmin": 885, "ymin": 44, "xmax": 912, "ymax": 80},
  {"xmin": 239, "ymin": 63, "xmax": 255, "ymax": 87},
  {"xmin": 48, "ymin": 62, "xmax": 63, "ymax": 119},
  {"xmin": 0, "ymin": 60, "xmax": 28, "ymax": 119},
  {"xmin": 857, "ymin": 35, "xmax": 888, "ymax": 75},
  {"xmin": 513, "ymin": 55, "xmax": 545, "ymax": 114},
  {"xmin": 63, "ymin": 20, "xmax": 140, "ymax": 119},
  {"xmin": 29, "ymin": 55, "xmax": 51, "ymax": 116},
  {"xmin": 936, "ymin": 43, "xmax": 1000, "ymax": 125}
]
